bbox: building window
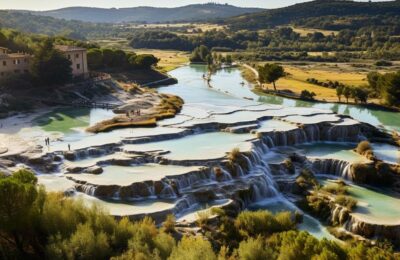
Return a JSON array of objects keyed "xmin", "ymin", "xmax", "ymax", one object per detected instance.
[
  {"xmin": 14, "ymin": 69, "xmax": 20, "ymax": 74},
  {"xmin": 14, "ymin": 59, "xmax": 20, "ymax": 65},
  {"xmin": 68, "ymin": 54, "xmax": 71, "ymax": 60},
  {"xmin": 24, "ymin": 70, "xmax": 29, "ymax": 74},
  {"xmin": 77, "ymin": 64, "xmax": 81, "ymax": 70},
  {"xmin": 0, "ymin": 72, "xmax": 4, "ymax": 76},
  {"xmin": 75, "ymin": 54, "xmax": 79, "ymax": 59},
  {"xmin": 2, "ymin": 61, "xmax": 6, "ymax": 66}
]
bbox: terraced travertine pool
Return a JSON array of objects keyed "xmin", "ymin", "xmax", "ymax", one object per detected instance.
[
  {"xmin": 319, "ymin": 178, "xmax": 400, "ymax": 225},
  {"xmin": 3, "ymin": 64, "xmax": 400, "ymax": 241}
]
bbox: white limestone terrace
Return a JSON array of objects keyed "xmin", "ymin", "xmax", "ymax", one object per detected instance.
[
  {"xmin": 123, "ymin": 132, "xmax": 254, "ymax": 161},
  {"xmin": 66, "ymin": 164, "xmax": 204, "ymax": 186},
  {"xmin": 371, "ymin": 143, "xmax": 400, "ymax": 165},
  {"xmin": 73, "ymin": 193, "xmax": 177, "ymax": 217},
  {"xmin": 295, "ymin": 143, "xmax": 368, "ymax": 164},
  {"xmin": 47, "ymin": 126, "xmax": 187, "ymax": 153},
  {"xmin": 38, "ymin": 174, "xmax": 76, "ymax": 192}
]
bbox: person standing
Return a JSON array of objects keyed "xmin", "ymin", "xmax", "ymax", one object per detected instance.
[{"xmin": 68, "ymin": 144, "xmax": 71, "ymax": 151}]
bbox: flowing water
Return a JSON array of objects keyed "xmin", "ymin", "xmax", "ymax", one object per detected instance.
[{"xmin": 6, "ymin": 64, "xmax": 400, "ymax": 238}]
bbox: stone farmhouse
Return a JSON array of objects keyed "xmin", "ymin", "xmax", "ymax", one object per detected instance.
[{"xmin": 0, "ymin": 45, "xmax": 89, "ymax": 79}]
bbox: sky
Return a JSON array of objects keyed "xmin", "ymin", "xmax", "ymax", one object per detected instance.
[{"xmin": 0, "ymin": 0, "xmax": 387, "ymax": 11}]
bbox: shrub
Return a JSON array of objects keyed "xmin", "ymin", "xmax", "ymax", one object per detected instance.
[
  {"xmin": 235, "ymin": 210, "xmax": 295, "ymax": 237},
  {"xmin": 335, "ymin": 195, "xmax": 357, "ymax": 210},
  {"xmin": 196, "ymin": 209, "xmax": 212, "ymax": 228},
  {"xmin": 355, "ymin": 141, "xmax": 372, "ymax": 155},
  {"xmin": 300, "ymin": 90, "xmax": 316, "ymax": 100},
  {"xmin": 322, "ymin": 183, "xmax": 347, "ymax": 195},
  {"xmin": 375, "ymin": 60, "xmax": 393, "ymax": 67},
  {"xmin": 306, "ymin": 194, "xmax": 331, "ymax": 219},
  {"xmin": 162, "ymin": 214, "xmax": 176, "ymax": 233},
  {"xmin": 169, "ymin": 236, "xmax": 216, "ymax": 260},
  {"xmin": 237, "ymin": 236, "xmax": 274, "ymax": 260}
]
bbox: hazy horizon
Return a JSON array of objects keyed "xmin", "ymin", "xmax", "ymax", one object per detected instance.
[{"xmin": 0, "ymin": 0, "xmax": 389, "ymax": 11}]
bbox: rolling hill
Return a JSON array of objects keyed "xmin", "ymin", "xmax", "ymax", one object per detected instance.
[
  {"xmin": 33, "ymin": 3, "xmax": 263, "ymax": 23},
  {"xmin": 225, "ymin": 0, "xmax": 400, "ymax": 30}
]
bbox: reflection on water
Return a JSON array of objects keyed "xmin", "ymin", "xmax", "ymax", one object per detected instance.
[{"xmin": 163, "ymin": 65, "xmax": 400, "ymax": 131}]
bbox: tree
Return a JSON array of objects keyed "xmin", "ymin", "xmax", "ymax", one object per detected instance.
[
  {"xmin": 343, "ymin": 86, "xmax": 352, "ymax": 103},
  {"xmin": 87, "ymin": 48, "xmax": 103, "ymax": 69},
  {"xmin": 336, "ymin": 85, "xmax": 344, "ymax": 102},
  {"xmin": 134, "ymin": 54, "xmax": 159, "ymax": 69},
  {"xmin": 380, "ymin": 71, "xmax": 400, "ymax": 106},
  {"xmin": 0, "ymin": 170, "xmax": 38, "ymax": 253},
  {"xmin": 367, "ymin": 71, "xmax": 382, "ymax": 95},
  {"xmin": 169, "ymin": 236, "xmax": 216, "ymax": 260},
  {"xmin": 101, "ymin": 48, "xmax": 115, "ymax": 67},
  {"xmin": 190, "ymin": 45, "xmax": 211, "ymax": 63},
  {"xmin": 237, "ymin": 237, "xmax": 274, "ymax": 260},
  {"xmin": 352, "ymin": 87, "xmax": 369, "ymax": 103},
  {"xmin": 258, "ymin": 63, "xmax": 285, "ymax": 91},
  {"xmin": 30, "ymin": 39, "xmax": 72, "ymax": 86}
]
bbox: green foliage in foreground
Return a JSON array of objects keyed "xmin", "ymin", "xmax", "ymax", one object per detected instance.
[{"xmin": 0, "ymin": 170, "xmax": 397, "ymax": 259}]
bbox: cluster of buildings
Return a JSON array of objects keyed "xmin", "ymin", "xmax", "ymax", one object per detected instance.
[{"xmin": 0, "ymin": 45, "xmax": 89, "ymax": 80}]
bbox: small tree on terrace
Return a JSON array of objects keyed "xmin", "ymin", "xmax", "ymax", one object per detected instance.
[{"xmin": 258, "ymin": 63, "xmax": 285, "ymax": 91}]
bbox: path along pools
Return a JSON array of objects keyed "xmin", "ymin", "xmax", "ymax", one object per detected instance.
[{"xmin": 9, "ymin": 64, "xmax": 400, "ymax": 240}]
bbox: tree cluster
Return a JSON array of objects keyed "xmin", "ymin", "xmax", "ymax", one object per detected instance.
[
  {"xmin": 87, "ymin": 48, "xmax": 159, "ymax": 70},
  {"xmin": 367, "ymin": 71, "xmax": 400, "ymax": 106},
  {"xmin": 1, "ymin": 170, "xmax": 396, "ymax": 259}
]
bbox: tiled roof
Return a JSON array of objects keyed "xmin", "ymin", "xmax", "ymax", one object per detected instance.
[{"xmin": 55, "ymin": 45, "xmax": 87, "ymax": 52}]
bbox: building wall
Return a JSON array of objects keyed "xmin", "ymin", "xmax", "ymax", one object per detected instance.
[
  {"xmin": 64, "ymin": 50, "xmax": 89, "ymax": 79},
  {"xmin": 0, "ymin": 55, "xmax": 31, "ymax": 78}
]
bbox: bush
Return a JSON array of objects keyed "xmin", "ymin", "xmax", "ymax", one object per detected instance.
[
  {"xmin": 162, "ymin": 214, "xmax": 176, "ymax": 233},
  {"xmin": 300, "ymin": 90, "xmax": 316, "ymax": 100},
  {"xmin": 169, "ymin": 236, "xmax": 216, "ymax": 260},
  {"xmin": 235, "ymin": 210, "xmax": 295, "ymax": 237},
  {"xmin": 355, "ymin": 141, "xmax": 372, "ymax": 156},
  {"xmin": 375, "ymin": 60, "xmax": 393, "ymax": 67},
  {"xmin": 335, "ymin": 195, "xmax": 357, "ymax": 210},
  {"xmin": 237, "ymin": 236, "xmax": 274, "ymax": 260},
  {"xmin": 322, "ymin": 183, "xmax": 347, "ymax": 195}
]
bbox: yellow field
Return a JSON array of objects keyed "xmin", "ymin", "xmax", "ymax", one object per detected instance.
[
  {"xmin": 135, "ymin": 49, "xmax": 189, "ymax": 72},
  {"xmin": 291, "ymin": 26, "xmax": 338, "ymax": 36},
  {"xmin": 95, "ymin": 39, "xmax": 189, "ymax": 72},
  {"xmin": 125, "ymin": 23, "xmax": 226, "ymax": 33},
  {"xmin": 254, "ymin": 63, "xmax": 369, "ymax": 102},
  {"xmin": 284, "ymin": 66, "xmax": 367, "ymax": 86}
]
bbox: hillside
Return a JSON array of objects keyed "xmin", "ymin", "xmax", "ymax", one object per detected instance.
[
  {"xmin": 33, "ymin": 3, "xmax": 263, "ymax": 23},
  {"xmin": 225, "ymin": 0, "xmax": 400, "ymax": 30},
  {"xmin": 0, "ymin": 10, "xmax": 114, "ymax": 40}
]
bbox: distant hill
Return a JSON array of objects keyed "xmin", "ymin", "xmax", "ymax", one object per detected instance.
[
  {"xmin": 0, "ymin": 10, "xmax": 112, "ymax": 40},
  {"xmin": 225, "ymin": 0, "xmax": 400, "ymax": 30},
  {"xmin": 32, "ymin": 3, "xmax": 264, "ymax": 23}
]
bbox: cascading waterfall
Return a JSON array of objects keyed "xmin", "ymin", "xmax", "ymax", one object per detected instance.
[
  {"xmin": 312, "ymin": 159, "xmax": 352, "ymax": 180},
  {"xmin": 259, "ymin": 123, "xmax": 364, "ymax": 148}
]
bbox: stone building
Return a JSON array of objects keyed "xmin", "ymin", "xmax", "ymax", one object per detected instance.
[
  {"xmin": 55, "ymin": 45, "xmax": 89, "ymax": 79},
  {"xmin": 0, "ymin": 47, "xmax": 32, "ymax": 78},
  {"xmin": 0, "ymin": 45, "xmax": 89, "ymax": 80}
]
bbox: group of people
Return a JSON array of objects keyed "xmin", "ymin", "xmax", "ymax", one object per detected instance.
[
  {"xmin": 45, "ymin": 137, "xmax": 71, "ymax": 151},
  {"xmin": 126, "ymin": 109, "xmax": 142, "ymax": 118}
]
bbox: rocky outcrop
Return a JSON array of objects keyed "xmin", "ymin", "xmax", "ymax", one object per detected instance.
[{"xmin": 84, "ymin": 166, "xmax": 103, "ymax": 175}]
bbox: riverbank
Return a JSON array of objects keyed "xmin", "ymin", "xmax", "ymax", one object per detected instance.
[{"xmin": 241, "ymin": 64, "xmax": 400, "ymax": 113}]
